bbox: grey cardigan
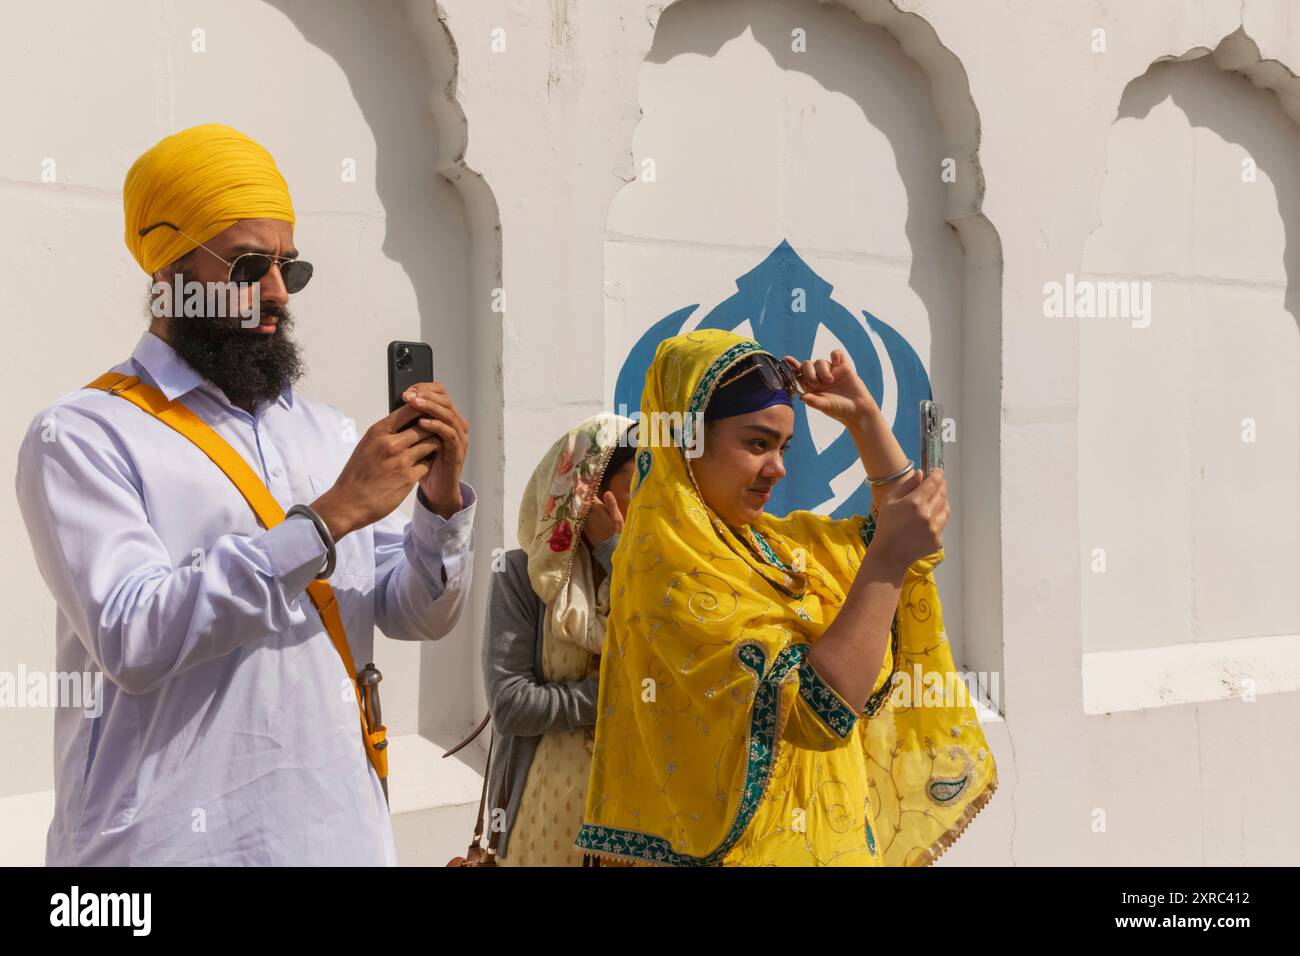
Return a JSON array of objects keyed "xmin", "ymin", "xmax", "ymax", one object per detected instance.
[{"xmin": 480, "ymin": 535, "xmax": 617, "ymax": 859}]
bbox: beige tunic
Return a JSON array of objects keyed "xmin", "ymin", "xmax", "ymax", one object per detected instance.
[{"xmin": 498, "ymin": 573, "xmax": 601, "ymax": 867}]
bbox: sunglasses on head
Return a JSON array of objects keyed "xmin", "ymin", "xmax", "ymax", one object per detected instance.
[
  {"xmin": 716, "ymin": 351, "xmax": 805, "ymax": 395},
  {"xmin": 139, "ymin": 221, "xmax": 314, "ymax": 293}
]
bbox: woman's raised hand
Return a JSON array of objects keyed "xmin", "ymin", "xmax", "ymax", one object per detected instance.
[
  {"xmin": 783, "ymin": 349, "xmax": 880, "ymax": 426},
  {"xmin": 583, "ymin": 490, "xmax": 625, "ymax": 546}
]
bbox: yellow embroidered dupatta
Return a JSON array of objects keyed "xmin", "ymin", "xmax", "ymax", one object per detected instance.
[{"xmin": 576, "ymin": 329, "xmax": 997, "ymax": 865}]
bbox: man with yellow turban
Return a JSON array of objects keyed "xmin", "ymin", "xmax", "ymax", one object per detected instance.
[{"xmin": 15, "ymin": 123, "xmax": 478, "ymax": 865}]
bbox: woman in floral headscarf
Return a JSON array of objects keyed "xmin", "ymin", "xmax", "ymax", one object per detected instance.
[
  {"xmin": 482, "ymin": 413, "xmax": 637, "ymax": 866},
  {"xmin": 576, "ymin": 330, "xmax": 997, "ymax": 866}
]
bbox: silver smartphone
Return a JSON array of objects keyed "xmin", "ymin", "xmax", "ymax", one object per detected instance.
[{"xmin": 920, "ymin": 400, "xmax": 944, "ymax": 475}]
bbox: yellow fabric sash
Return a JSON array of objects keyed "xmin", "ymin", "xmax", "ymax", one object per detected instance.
[
  {"xmin": 84, "ymin": 371, "xmax": 388, "ymax": 785},
  {"xmin": 576, "ymin": 329, "xmax": 996, "ymax": 865}
]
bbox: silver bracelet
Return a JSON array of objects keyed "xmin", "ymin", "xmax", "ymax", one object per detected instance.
[
  {"xmin": 866, "ymin": 459, "xmax": 915, "ymax": 487},
  {"xmin": 286, "ymin": 503, "xmax": 337, "ymax": 579}
]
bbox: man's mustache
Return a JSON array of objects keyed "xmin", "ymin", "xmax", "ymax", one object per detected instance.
[
  {"xmin": 197, "ymin": 305, "xmax": 292, "ymax": 332},
  {"xmin": 251, "ymin": 307, "xmax": 288, "ymax": 326}
]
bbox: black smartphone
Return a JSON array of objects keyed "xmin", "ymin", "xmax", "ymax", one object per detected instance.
[
  {"xmin": 388, "ymin": 340, "xmax": 434, "ymax": 413},
  {"xmin": 387, "ymin": 340, "xmax": 434, "ymax": 428}
]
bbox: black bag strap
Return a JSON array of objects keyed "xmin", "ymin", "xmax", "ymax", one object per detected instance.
[{"xmin": 444, "ymin": 711, "xmax": 498, "ymax": 850}]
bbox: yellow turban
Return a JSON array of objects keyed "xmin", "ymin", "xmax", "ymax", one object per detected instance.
[{"xmin": 123, "ymin": 123, "xmax": 295, "ymax": 276}]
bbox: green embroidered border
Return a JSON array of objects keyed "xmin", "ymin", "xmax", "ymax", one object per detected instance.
[
  {"xmin": 796, "ymin": 655, "xmax": 857, "ymax": 739},
  {"xmin": 574, "ymin": 641, "xmax": 806, "ymax": 866},
  {"xmin": 860, "ymin": 509, "xmax": 878, "ymax": 549},
  {"xmin": 634, "ymin": 448, "xmax": 652, "ymax": 493},
  {"xmin": 749, "ymin": 527, "xmax": 793, "ymax": 572},
  {"xmin": 862, "ymin": 608, "xmax": 902, "ymax": 717},
  {"xmin": 681, "ymin": 340, "xmax": 763, "ymax": 454}
]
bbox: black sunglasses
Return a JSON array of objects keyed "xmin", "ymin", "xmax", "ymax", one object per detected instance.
[
  {"xmin": 139, "ymin": 221, "xmax": 314, "ymax": 294},
  {"xmin": 716, "ymin": 351, "xmax": 805, "ymax": 395}
]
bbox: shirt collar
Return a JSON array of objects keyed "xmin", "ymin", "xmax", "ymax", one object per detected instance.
[{"xmin": 129, "ymin": 330, "xmax": 294, "ymax": 411}]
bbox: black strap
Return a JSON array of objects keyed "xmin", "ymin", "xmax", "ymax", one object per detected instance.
[
  {"xmin": 445, "ymin": 711, "xmax": 495, "ymax": 850},
  {"xmin": 470, "ymin": 731, "xmax": 493, "ymax": 846},
  {"xmin": 486, "ymin": 731, "xmax": 515, "ymax": 854},
  {"xmin": 461, "ymin": 721, "xmax": 515, "ymax": 855}
]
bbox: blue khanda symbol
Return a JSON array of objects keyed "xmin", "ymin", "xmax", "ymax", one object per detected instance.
[{"xmin": 613, "ymin": 240, "xmax": 932, "ymax": 519}]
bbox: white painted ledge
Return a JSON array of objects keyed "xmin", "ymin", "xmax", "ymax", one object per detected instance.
[
  {"xmin": 385, "ymin": 730, "xmax": 485, "ymax": 816},
  {"xmin": 0, "ymin": 732, "xmax": 485, "ymax": 867},
  {"xmin": 1083, "ymin": 633, "xmax": 1300, "ymax": 714},
  {"xmin": 973, "ymin": 696, "xmax": 1004, "ymax": 724}
]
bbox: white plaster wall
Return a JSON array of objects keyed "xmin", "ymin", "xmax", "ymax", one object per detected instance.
[
  {"xmin": 1, "ymin": 0, "xmax": 1296, "ymax": 866},
  {"xmin": 1081, "ymin": 54, "xmax": 1300, "ymax": 653}
]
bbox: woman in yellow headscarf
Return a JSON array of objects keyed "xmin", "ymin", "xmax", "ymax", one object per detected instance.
[{"xmin": 576, "ymin": 330, "xmax": 996, "ymax": 866}]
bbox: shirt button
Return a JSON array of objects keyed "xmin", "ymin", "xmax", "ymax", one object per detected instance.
[{"xmin": 271, "ymin": 466, "xmax": 284, "ymax": 478}]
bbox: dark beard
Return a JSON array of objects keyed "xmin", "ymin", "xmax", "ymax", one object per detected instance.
[{"xmin": 160, "ymin": 302, "xmax": 305, "ymax": 410}]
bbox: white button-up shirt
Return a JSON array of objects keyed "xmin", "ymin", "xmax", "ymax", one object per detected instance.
[{"xmin": 14, "ymin": 330, "xmax": 476, "ymax": 866}]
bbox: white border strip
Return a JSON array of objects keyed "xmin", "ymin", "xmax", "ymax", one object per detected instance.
[{"xmin": 1083, "ymin": 632, "xmax": 1300, "ymax": 714}]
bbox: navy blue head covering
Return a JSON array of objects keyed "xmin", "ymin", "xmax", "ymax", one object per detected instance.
[{"xmin": 704, "ymin": 356, "xmax": 794, "ymax": 422}]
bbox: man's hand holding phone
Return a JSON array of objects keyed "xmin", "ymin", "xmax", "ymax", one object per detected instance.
[
  {"xmin": 403, "ymin": 381, "xmax": 469, "ymax": 518},
  {"xmin": 311, "ymin": 386, "xmax": 470, "ymax": 539}
]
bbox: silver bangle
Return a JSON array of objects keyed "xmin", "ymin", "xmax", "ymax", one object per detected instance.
[
  {"xmin": 866, "ymin": 459, "xmax": 915, "ymax": 487},
  {"xmin": 286, "ymin": 503, "xmax": 337, "ymax": 579}
]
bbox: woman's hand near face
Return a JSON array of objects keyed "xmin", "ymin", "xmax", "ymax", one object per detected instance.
[
  {"xmin": 784, "ymin": 348, "xmax": 922, "ymax": 519},
  {"xmin": 583, "ymin": 490, "xmax": 625, "ymax": 546},
  {"xmin": 782, "ymin": 349, "xmax": 879, "ymax": 427},
  {"xmin": 865, "ymin": 468, "xmax": 949, "ymax": 577}
]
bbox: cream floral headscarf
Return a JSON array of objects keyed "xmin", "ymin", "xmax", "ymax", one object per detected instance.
[{"xmin": 517, "ymin": 413, "xmax": 636, "ymax": 655}]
